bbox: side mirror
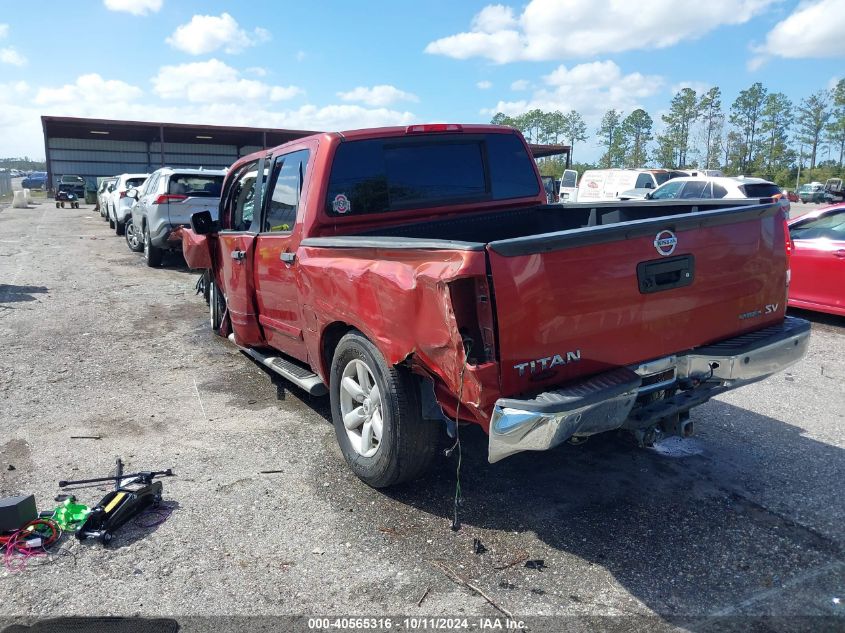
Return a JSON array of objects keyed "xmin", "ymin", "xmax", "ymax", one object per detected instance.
[
  {"xmin": 126, "ymin": 188, "xmax": 138, "ymax": 199},
  {"xmin": 645, "ymin": 192, "xmax": 653, "ymax": 200},
  {"xmin": 191, "ymin": 210, "xmax": 218, "ymax": 235}
]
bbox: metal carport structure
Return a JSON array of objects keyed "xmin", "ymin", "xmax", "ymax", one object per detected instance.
[{"xmin": 41, "ymin": 116, "xmax": 317, "ymax": 191}]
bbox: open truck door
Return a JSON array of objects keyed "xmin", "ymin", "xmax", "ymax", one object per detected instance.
[{"xmin": 213, "ymin": 156, "xmax": 267, "ymax": 347}]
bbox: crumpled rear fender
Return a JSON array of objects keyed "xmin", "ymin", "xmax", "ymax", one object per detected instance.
[{"xmin": 298, "ymin": 246, "xmax": 501, "ymax": 430}]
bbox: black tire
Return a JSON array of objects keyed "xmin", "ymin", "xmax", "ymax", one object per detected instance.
[
  {"xmin": 209, "ymin": 280, "xmax": 226, "ymax": 333},
  {"xmin": 143, "ymin": 224, "xmax": 163, "ymax": 267},
  {"xmin": 115, "ymin": 218, "xmax": 125, "ymax": 236},
  {"xmin": 329, "ymin": 331, "xmax": 439, "ymax": 488},
  {"xmin": 108, "ymin": 213, "xmax": 115, "ymax": 229},
  {"xmin": 125, "ymin": 219, "xmax": 143, "ymax": 252},
  {"xmin": 55, "ymin": 202, "xmax": 59, "ymax": 208}
]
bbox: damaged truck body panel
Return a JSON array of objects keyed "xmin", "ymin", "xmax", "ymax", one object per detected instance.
[{"xmin": 182, "ymin": 123, "xmax": 809, "ymax": 487}]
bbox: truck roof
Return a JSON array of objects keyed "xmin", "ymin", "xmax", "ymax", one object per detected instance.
[{"xmin": 233, "ymin": 124, "xmax": 521, "ymax": 167}]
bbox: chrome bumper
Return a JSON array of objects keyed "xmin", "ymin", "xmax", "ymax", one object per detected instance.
[{"xmin": 488, "ymin": 317, "xmax": 811, "ymax": 463}]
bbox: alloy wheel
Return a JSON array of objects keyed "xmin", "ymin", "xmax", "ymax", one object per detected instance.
[{"xmin": 339, "ymin": 359, "xmax": 383, "ymax": 457}]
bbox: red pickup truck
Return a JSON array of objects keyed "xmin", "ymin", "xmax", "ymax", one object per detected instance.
[{"xmin": 182, "ymin": 124, "xmax": 810, "ymax": 488}]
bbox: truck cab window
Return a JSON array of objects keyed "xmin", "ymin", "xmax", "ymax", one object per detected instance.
[
  {"xmin": 226, "ymin": 160, "xmax": 260, "ymax": 232},
  {"xmin": 263, "ymin": 149, "xmax": 310, "ymax": 232}
]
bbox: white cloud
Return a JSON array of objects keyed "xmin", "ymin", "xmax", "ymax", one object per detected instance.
[
  {"xmin": 0, "ymin": 80, "xmax": 29, "ymax": 103},
  {"xmin": 671, "ymin": 81, "xmax": 712, "ymax": 95},
  {"xmin": 0, "ymin": 24, "xmax": 27, "ymax": 65},
  {"xmin": 751, "ymin": 0, "xmax": 845, "ymax": 68},
  {"xmin": 245, "ymin": 66, "xmax": 267, "ymax": 77},
  {"xmin": 476, "ymin": 80, "xmax": 493, "ymax": 89},
  {"xmin": 0, "ymin": 47, "xmax": 26, "ymax": 66},
  {"xmin": 510, "ymin": 79, "xmax": 530, "ymax": 91},
  {"xmin": 103, "ymin": 0, "xmax": 162, "ymax": 16},
  {"xmin": 166, "ymin": 13, "xmax": 270, "ymax": 55},
  {"xmin": 152, "ymin": 60, "xmax": 302, "ymax": 103},
  {"xmin": 426, "ymin": 0, "xmax": 775, "ymax": 63},
  {"xmin": 34, "ymin": 74, "xmax": 142, "ymax": 105},
  {"xmin": 484, "ymin": 61, "xmax": 663, "ymax": 123},
  {"xmin": 295, "ymin": 50, "xmax": 306, "ymax": 62},
  {"xmin": 337, "ymin": 84, "xmax": 419, "ymax": 107}
]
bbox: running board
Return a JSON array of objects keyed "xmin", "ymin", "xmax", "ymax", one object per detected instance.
[{"xmin": 228, "ymin": 334, "xmax": 328, "ymax": 396}]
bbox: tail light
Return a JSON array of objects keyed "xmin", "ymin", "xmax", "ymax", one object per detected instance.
[
  {"xmin": 782, "ymin": 213, "xmax": 793, "ymax": 258},
  {"xmin": 782, "ymin": 212, "xmax": 793, "ymax": 288},
  {"xmin": 405, "ymin": 124, "xmax": 463, "ymax": 134},
  {"xmin": 153, "ymin": 194, "xmax": 188, "ymax": 205}
]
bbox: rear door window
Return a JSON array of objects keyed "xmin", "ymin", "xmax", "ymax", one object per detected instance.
[
  {"xmin": 126, "ymin": 177, "xmax": 147, "ymax": 189},
  {"xmin": 263, "ymin": 149, "xmax": 310, "ymax": 233},
  {"xmin": 679, "ymin": 181, "xmax": 708, "ymax": 198},
  {"xmin": 325, "ymin": 133, "xmax": 539, "ymax": 216}
]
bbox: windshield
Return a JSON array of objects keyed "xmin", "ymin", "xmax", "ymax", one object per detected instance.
[
  {"xmin": 790, "ymin": 209, "xmax": 845, "ymax": 240},
  {"xmin": 325, "ymin": 132, "xmax": 539, "ymax": 216},
  {"xmin": 654, "ymin": 172, "xmax": 672, "ymax": 185}
]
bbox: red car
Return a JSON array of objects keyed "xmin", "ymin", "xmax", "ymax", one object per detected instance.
[{"xmin": 788, "ymin": 203, "xmax": 845, "ymax": 316}]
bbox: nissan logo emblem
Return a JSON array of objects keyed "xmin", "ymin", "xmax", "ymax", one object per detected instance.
[{"xmin": 654, "ymin": 230, "xmax": 677, "ymax": 256}]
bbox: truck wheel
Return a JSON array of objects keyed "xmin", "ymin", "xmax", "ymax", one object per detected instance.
[
  {"xmin": 115, "ymin": 219, "xmax": 125, "ymax": 236},
  {"xmin": 209, "ymin": 280, "xmax": 226, "ymax": 333},
  {"xmin": 329, "ymin": 331, "xmax": 439, "ymax": 488},
  {"xmin": 125, "ymin": 220, "xmax": 143, "ymax": 252},
  {"xmin": 143, "ymin": 225, "xmax": 163, "ymax": 267}
]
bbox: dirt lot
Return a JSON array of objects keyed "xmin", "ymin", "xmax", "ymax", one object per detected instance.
[{"xmin": 1, "ymin": 199, "xmax": 843, "ymax": 630}]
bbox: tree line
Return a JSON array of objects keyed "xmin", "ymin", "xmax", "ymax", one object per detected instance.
[{"xmin": 491, "ymin": 79, "xmax": 845, "ymax": 187}]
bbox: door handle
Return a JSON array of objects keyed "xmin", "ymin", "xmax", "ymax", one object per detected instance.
[
  {"xmin": 280, "ymin": 252, "xmax": 295, "ymax": 264},
  {"xmin": 231, "ymin": 250, "xmax": 246, "ymax": 261},
  {"xmin": 834, "ymin": 250, "xmax": 845, "ymax": 258}
]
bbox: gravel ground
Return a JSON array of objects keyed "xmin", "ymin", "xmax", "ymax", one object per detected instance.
[{"xmin": 0, "ymin": 199, "xmax": 843, "ymax": 630}]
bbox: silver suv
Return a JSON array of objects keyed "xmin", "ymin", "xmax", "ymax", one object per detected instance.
[{"xmin": 125, "ymin": 168, "xmax": 226, "ymax": 266}]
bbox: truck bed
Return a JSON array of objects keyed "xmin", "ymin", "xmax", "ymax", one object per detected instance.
[
  {"xmin": 351, "ymin": 199, "xmax": 768, "ymax": 247},
  {"xmin": 304, "ymin": 198, "xmax": 787, "ymax": 399}
]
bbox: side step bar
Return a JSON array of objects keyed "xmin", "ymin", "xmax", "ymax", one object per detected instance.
[{"xmin": 228, "ymin": 334, "xmax": 328, "ymax": 396}]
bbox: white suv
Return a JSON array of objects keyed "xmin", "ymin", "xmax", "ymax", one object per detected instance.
[
  {"xmin": 629, "ymin": 176, "xmax": 789, "ymax": 214},
  {"xmin": 108, "ymin": 173, "xmax": 149, "ymax": 235}
]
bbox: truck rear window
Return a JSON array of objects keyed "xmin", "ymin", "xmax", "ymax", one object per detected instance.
[
  {"xmin": 325, "ymin": 133, "xmax": 539, "ymax": 216},
  {"xmin": 169, "ymin": 174, "xmax": 224, "ymax": 197}
]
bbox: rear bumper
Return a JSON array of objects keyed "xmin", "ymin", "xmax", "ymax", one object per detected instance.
[
  {"xmin": 150, "ymin": 223, "xmax": 189, "ymax": 249},
  {"xmin": 488, "ymin": 317, "xmax": 811, "ymax": 463}
]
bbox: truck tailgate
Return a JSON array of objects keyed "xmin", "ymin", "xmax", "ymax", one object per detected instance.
[{"xmin": 486, "ymin": 203, "xmax": 788, "ymax": 397}]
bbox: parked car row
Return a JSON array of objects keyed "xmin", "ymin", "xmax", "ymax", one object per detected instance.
[{"xmin": 97, "ymin": 168, "xmax": 226, "ymax": 267}]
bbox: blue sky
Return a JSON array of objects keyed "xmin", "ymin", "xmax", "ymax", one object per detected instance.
[{"xmin": 0, "ymin": 0, "xmax": 843, "ymax": 162}]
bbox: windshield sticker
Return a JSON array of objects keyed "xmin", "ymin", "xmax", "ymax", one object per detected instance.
[{"xmin": 332, "ymin": 193, "xmax": 351, "ymax": 214}]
